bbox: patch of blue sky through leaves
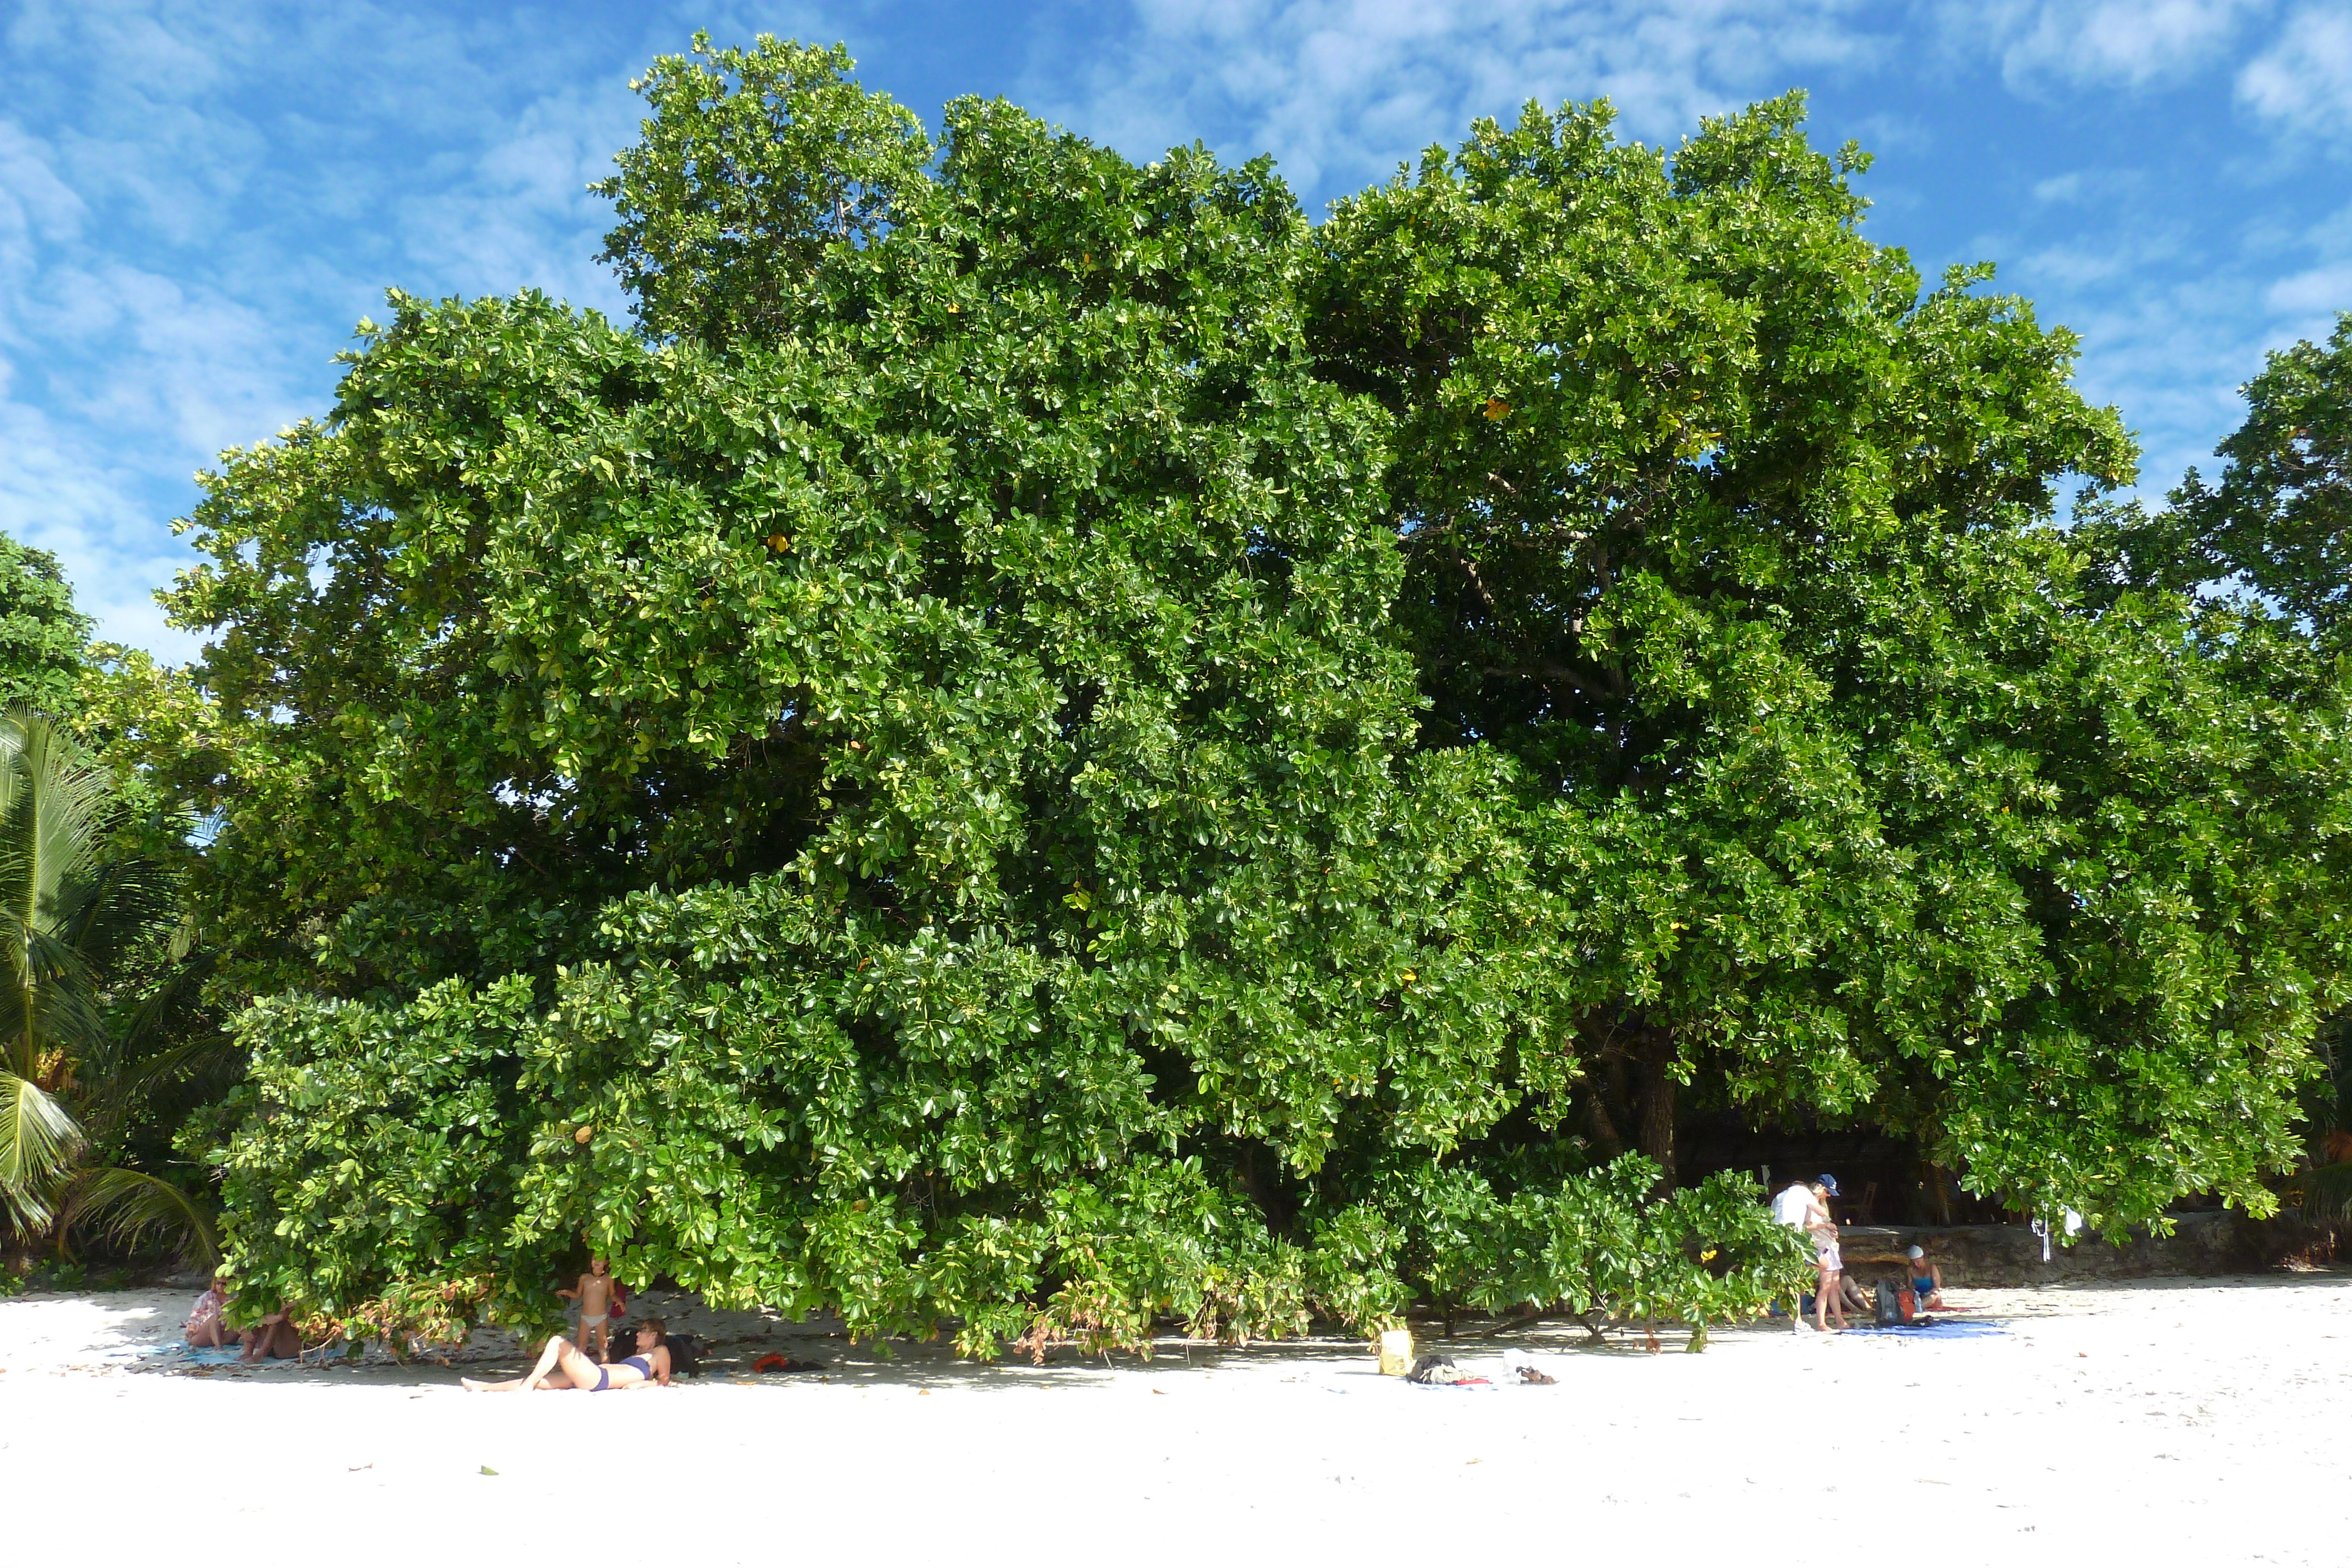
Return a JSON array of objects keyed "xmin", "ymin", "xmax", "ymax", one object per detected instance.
[{"xmin": 4, "ymin": 0, "xmax": 2346, "ymax": 656}]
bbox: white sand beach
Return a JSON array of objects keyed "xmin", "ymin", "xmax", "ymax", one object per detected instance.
[{"xmin": 4, "ymin": 1272, "xmax": 2346, "ymax": 1566}]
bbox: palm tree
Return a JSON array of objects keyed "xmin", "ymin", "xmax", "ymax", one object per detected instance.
[{"xmin": 0, "ymin": 711, "xmax": 216, "ymax": 1265}]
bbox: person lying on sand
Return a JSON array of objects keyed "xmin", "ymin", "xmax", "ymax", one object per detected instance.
[
  {"xmin": 1907, "ymin": 1246, "xmax": 1947, "ymax": 1311},
  {"xmin": 183, "ymin": 1274, "xmax": 232, "ymax": 1349},
  {"xmin": 465, "ymin": 1318, "xmax": 672, "ymax": 1393}
]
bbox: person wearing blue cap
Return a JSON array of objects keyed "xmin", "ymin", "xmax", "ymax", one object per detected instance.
[{"xmin": 1807, "ymin": 1176, "xmax": 1846, "ymax": 1331}]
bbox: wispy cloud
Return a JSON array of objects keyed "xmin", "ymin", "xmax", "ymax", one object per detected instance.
[
  {"xmin": 1953, "ymin": 0, "xmax": 2268, "ymax": 91},
  {"xmin": 1029, "ymin": 0, "xmax": 1887, "ymax": 195},
  {"xmin": 2239, "ymin": 4, "xmax": 2352, "ymax": 143},
  {"xmin": 0, "ymin": 0, "xmax": 688, "ymax": 656}
]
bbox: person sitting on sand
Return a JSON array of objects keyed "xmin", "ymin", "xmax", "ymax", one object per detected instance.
[
  {"xmin": 1808, "ymin": 1178, "xmax": 1846, "ymax": 1332},
  {"xmin": 183, "ymin": 1273, "xmax": 232, "ymax": 1349},
  {"xmin": 239, "ymin": 1308, "xmax": 302, "ymax": 1363},
  {"xmin": 557, "ymin": 1256, "xmax": 618, "ymax": 1361},
  {"xmin": 1907, "ymin": 1246, "xmax": 1946, "ymax": 1311},
  {"xmin": 465, "ymin": 1316, "xmax": 672, "ymax": 1393}
]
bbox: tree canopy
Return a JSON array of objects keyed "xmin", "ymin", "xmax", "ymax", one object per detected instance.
[
  {"xmin": 129, "ymin": 39, "xmax": 2352, "ymax": 1352},
  {"xmin": 0, "ymin": 536, "xmax": 92, "ymax": 716}
]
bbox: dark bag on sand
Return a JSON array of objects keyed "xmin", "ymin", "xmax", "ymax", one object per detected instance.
[
  {"xmin": 1408, "ymin": 1353, "xmax": 1462, "ymax": 1385},
  {"xmin": 664, "ymin": 1333, "xmax": 706, "ymax": 1376},
  {"xmin": 1873, "ymin": 1282, "xmax": 1902, "ymax": 1328}
]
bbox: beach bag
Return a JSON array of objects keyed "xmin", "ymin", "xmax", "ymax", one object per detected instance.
[
  {"xmin": 1407, "ymin": 1353, "xmax": 1462, "ymax": 1385},
  {"xmin": 665, "ymin": 1332, "xmax": 705, "ymax": 1377},
  {"xmin": 1872, "ymin": 1282, "xmax": 1901, "ymax": 1327},
  {"xmin": 1896, "ymin": 1286, "xmax": 1919, "ymax": 1325}
]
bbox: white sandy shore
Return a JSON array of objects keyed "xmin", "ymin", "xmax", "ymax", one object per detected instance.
[{"xmin": 4, "ymin": 1272, "xmax": 2347, "ymax": 1566}]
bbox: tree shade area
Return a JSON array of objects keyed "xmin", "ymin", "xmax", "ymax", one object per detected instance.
[{"xmin": 52, "ymin": 36, "xmax": 2352, "ymax": 1350}]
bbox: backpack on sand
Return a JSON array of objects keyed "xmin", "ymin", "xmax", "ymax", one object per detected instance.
[
  {"xmin": 663, "ymin": 1332, "xmax": 706, "ymax": 1376},
  {"xmin": 1872, "ymin": 1281, "xmax": 1902, "ymax": 1328}
]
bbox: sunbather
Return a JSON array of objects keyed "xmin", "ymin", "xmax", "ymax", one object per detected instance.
[
  {"xmin": 1907, "ymin": 1246, "xmax": 1947, "ymax": 1310},
  {"xmin": 239, "ymin": 1309, "xmax": 302, "ymax": 1363},
  {"xmin": 464, "ymin": 1317, "xmax": 672, "ymax": 1393},
  {"xmin": 183, "ymin": 1274, "xmax": 232, "ymax": 1349}
]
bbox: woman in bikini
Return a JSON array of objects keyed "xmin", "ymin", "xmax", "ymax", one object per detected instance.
[{"xmin": 463, "ymin": 1317, "xmax": 672, "ymax": 1392}]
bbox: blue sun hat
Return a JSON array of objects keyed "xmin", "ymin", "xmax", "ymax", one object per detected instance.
[{"xmin": 1816, "ymin": 1174, "xmax": 1841, "ymax": 1197}]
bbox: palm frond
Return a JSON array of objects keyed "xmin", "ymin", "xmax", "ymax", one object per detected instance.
[
  {"xmin": 0, "ymin": 1071, "xmax": 79, "ymax": 1227},
  {"xmin": 0, "ymin": 710, "xmax": 171, "ymax": 1081},
  {"xmin": 76, "ymin": 1026, "xmax": 241, "ymax": 1148},
  {"xmin": 2299, "ymin": 1161, "xmax": 2352, "ymax": 1226},
  {"xmin": 62, "ymin": 1166, "xmax": 218, "ymax": 1264}
]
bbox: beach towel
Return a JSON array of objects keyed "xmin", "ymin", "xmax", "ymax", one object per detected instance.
[
  {"xmin": 1840, "ymin": 1319, "xmax": 2009, "ymax": 1339},
  {"xmin": 142, "ymin": 1344, "xmax": 249, "ymax": 1365}
]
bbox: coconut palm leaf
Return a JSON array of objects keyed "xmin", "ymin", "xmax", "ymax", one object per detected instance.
[
  {"xmin": 71, "ymin": 951, "xmax": 230, "ymax": 1148},
  {"xmin": 0, "ymin": 714, "xmax": 177, "ymax": 1075},
  {"xmin": 61, "ymin": 1166, "xmax": 218, "ymax": 1264},
  {"xmin": 0, "ymin": 1071, "xmax": 78, "ymax": 1227}
]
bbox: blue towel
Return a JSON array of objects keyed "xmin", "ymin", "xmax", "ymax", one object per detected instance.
[
  {"xmin": 1842, "ymin": 1319, "xmax": 2009, "ymax": 1339},
  {"xmin": 145, "ymin": 1344, "xmax": 249, "ymax": 1364}
]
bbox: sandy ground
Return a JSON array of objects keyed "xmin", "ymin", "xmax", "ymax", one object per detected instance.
[{"xmin": 4, "ymin": 1272, "xmax": 2348, "ymax": 1567}]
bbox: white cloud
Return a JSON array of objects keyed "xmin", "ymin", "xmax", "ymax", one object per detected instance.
[
  {"xmin": 1030, "ymin": 0, "xmax": 1887, "ymax": 196},
  {"xmin": 2238, "ymin": 4, "xmax": 2352, "ymax": 141},
  {"xmin": 0, "ymin": 1, "xmax": 696, "ymax": 655},
  {"xmin": 2267, "ymin": 262, "xmax": 2352, "ymax": 315},
  {"xmin": 1962, "ymin": 0, "xmax": 2268, "ymax": 89}
]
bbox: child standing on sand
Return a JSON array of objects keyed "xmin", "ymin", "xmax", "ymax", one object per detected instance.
[{"xmin": 559, "ymin": 1257, "xmax": 618, "ymax": 1361}]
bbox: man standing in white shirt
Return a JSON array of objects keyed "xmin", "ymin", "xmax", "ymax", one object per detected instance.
[{"xmin": 1771, "ymin": 1177, "xmax": 1823, "ymax": 1329}]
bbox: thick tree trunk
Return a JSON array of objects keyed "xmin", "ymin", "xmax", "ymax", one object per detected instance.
[{"xmin": 1635, "ymin": 1029, "xmax": 1678, "ymax": 1194}]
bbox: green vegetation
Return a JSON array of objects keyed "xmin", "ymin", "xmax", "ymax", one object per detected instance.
[
  {"xmin": 0, "ymin": 710, "xmax": 217, "ymax": 1269},
  {"xmin": 0, "ymin": 537, "xmax": 92, "ymax": 717},
  {"xmin": 32, "ymin": 35, "xmax": 2352, "ymax": 1350}
]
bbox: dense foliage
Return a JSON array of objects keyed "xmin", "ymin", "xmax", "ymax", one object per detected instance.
[
  {"xmin": 2148, "ymin": 312, "xmax": 2352, "ymax": 643},
  {"xmin": 128, "ymin": 38, "xmax": 2351, "ymax": 1352},
  {"xmin": 0, "ymin": 708, "xmax": 217, "ymax": 1269},
  {"xmin": 1306, "ymin": 102, "xmax": 2352, "ymax": 1224},
  {"xmin": 0, "ymin": 536, "xmax": 93, "ymax": 716}
]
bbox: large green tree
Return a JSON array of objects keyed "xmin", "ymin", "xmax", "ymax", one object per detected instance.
[
  {"xmin": 174, "ymin": 49, "xmax": 1801, "ymax": 1350},
  {"xmin": 159, "ymin": 43, "xmax": 2346, "ymax": 1351},
  {"xmin": 1301, "ymin": 96, "xmax": 2352, "ymax": 1222}
]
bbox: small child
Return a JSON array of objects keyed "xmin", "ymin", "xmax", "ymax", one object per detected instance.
[{"xmin": 559, "ymin": 1257, "xmax": 617, "ymax": 1361}]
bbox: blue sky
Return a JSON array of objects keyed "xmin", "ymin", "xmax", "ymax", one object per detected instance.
[{"xmin": 4, "ymin": 1, "xmax": 2348, "ymax": 657}]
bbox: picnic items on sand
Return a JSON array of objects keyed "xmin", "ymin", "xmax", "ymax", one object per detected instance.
[
  {"xmin": 1408, "ymin": 1353, "xmax": 1484, "ymax": 1386},
  {"xmin": 1406, "ymin": 1349, "xmax": 1560, "ymax": 1387}
]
